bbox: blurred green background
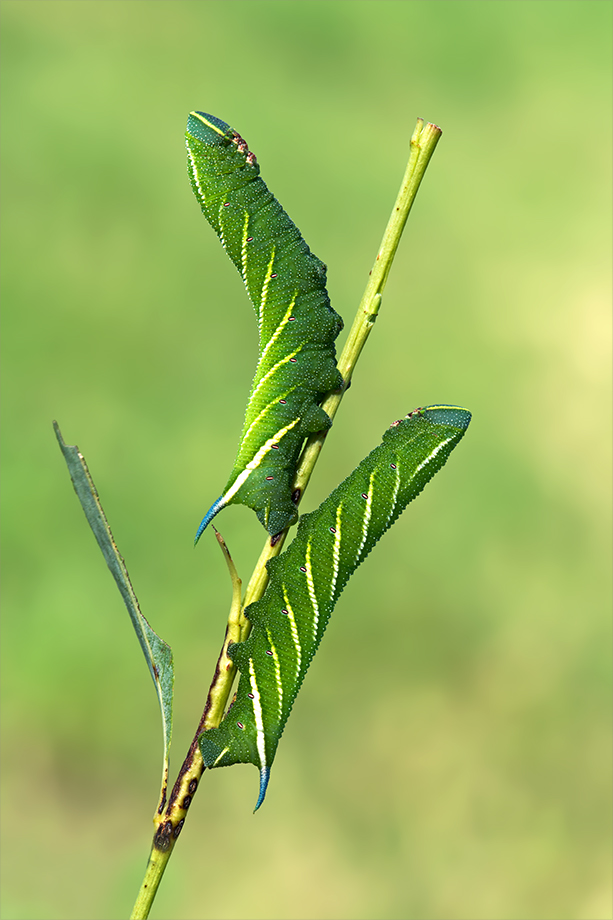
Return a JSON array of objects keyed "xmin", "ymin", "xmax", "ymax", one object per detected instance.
[{"xmin": 1, "ymin": 2, "xmax": 611, "ymax": 918}]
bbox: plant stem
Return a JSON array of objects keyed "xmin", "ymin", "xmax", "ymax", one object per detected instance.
[
  {"xmin": 130, "ymin": 534, "xmax": 245, "ymax": 919},
  {"xmin": 130, "ymin": 849, "xmax": 171, "ymax": 920},
  {"xmin": 130, "ymin": 116, "xmax": 441, "ymax": 920},
  {"xmin": 242, "ymin": 118, "xmax": 442, "ymax": 596}
]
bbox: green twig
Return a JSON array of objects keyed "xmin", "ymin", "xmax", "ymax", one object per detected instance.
[{"xmin": 130, "ymin": 116, "xmax": 441, "ymax": 920}]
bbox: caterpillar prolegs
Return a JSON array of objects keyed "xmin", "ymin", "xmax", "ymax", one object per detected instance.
[
  {"xmin": 186, "ymin": 112, "xmax": 343, "ymax": 540},
  {"xmin": 199, "ymin": 405, "xmax": 471, "ymax": 810}
]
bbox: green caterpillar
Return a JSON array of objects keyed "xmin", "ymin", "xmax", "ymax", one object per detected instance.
[
  {"xmin": 186, "ymin": 112, "xmax": 344, "ymax": 541},
  {"xmin": 199, "ymin": 405, "xmax": 471, "ymax": 809}
]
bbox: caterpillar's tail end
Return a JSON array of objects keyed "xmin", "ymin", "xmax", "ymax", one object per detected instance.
[
  {"xmin": 254, "ymin": 767, "xmax": 270, "ymax": 813},
  {"xmin": 194, "ymin": 496, "xmax": 226, "ymax": 546},
  {"xmin": 422, "ymin": 405, "xmax": 472, "ymax": 430}
]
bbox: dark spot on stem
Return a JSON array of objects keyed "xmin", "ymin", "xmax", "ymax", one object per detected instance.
[{"xmin": 153, "ymin": 820, "xmax": 174, "ymax": 852}]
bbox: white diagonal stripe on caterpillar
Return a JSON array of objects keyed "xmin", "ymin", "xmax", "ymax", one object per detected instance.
[
  {"xmin": 260, "ymin": 296, "xmax": 297, "ymax": 364},
  {"xmin": 385, "ymin": 460, "xmax": 401, "ymax": 527},
  {"xmin": 248, "ymin": 659, "xmax": 268, "ymax": 774},
  {"xmin": 248, "ymin": 344, "xmax": 304, "ymax": 405},
  {"xmin": 217, "ymin": 202, "xmax": 228, "ymax": 252},
  {"xmin": 186, "ymin": 144, "xmax": 207, "ymax": 207},
  {"xmin": 223, "ymin": 418, "xmax": 301, "ymax": 504},
  {"xmin": 258, "ymin": 249, "xmax": 277, "ymax": 331},
  {"xmin": 265, "ymin": 629, "xmax": 284, "ymax": 719},
  {"xmin": 282, "ymin": 588, "xmax": 302, "ymax": 683},
  {"xmin": 241, "ymin": 211, "xmax": 251, "ymax": 296},
  {"xmin": 212, "ymin": 744, "xmax": 230, "ymax": 767},
  {"xmin": 305, "ymin": 540, "xmax": 320, "ymax": 642},
  {"xmin": 330, "ymin": 502, "xmax": 343, "ymax": 601},
  {"xmin": 414, "ymin": 437, "xmax": 454, "ymax": 474},
  {"xmin": 355, "ymin": 469, "xmax": 376, "ymax": 565},
  {"xmin": 238, "ymin": 385, "xmax": 299, "ymax": 448}
]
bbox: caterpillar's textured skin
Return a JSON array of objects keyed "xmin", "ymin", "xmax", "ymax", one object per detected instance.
[
  {"xmin": 186, "ymin": 112, "xmax": 344, "ymax": 540},
  {"xmin": 199, "ymin": 405, "xmax": 471, "ymax": 809}
]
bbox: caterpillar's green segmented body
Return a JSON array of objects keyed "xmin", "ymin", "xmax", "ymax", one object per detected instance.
[
  {"xmin": 186, "ymin": 112, "xmax": 343, "ymax": 540},
  {"xmin": 199, "ymin": 405, "xmax": 471, "ymax": 809}
]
